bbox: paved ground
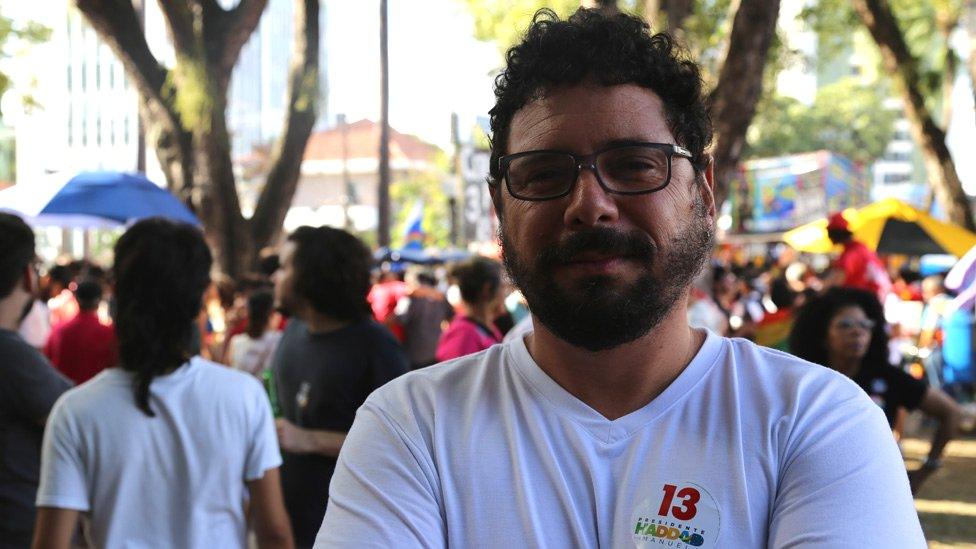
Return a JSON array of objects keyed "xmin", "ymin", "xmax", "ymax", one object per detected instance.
[{"xmin": 901, "ymin": 421, "xmax": 976, "ymax": 547}]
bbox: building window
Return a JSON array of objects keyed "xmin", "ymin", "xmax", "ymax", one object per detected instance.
[
  {"xmin": 81, "ymin": 61, "xmax": 87, "ymax": 91},
  {"xmin": 96, "ymin": 116, "xmax": 102, "ymax": 146},
  {"xmin": 110, "ymin": 119, "xmax": 115, "ymax": 145},
  {"xmin": 123, "ymin": 115, "xmax": 130, "ymax": 144},
  {"xmin": 109, "ymin": 63, "xmax": 115, "ymax": 88},
  {"xmin": 81, "ymin": 115, "xmax": 87, "ymax": 146},
  {"xmin": 66, "ymin": 64, "xmax": 72, "ymax": 90},
  {"xmin": 67, "ymin": 116, "xmax": 73, "ymax": 146}
]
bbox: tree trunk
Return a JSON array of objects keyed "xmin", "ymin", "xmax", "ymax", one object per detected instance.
[
  {"xmin": 708, "ymin": 0, "xmax": 782, "ymax": 210},
  {"xmin": 853, "ymin": 0, "xmax": 976, "ymax": 231},
  {"xmin": 378, "ymin": 0, "xmax": 391, "ymax": 248},
  {"xmin": 642, "ymin": 0, "xmax": 691, "ymax": 35},
  {"xmin": 251, "ymin": 0, "xmax": 320, "ymax": 252},
  {"xmin": 77, "ymin": 0, "xmax": 319, "ymax": 279},
  {"xmin": 937, "ymin": 11, "xmax": 959, "ymax": 129}
]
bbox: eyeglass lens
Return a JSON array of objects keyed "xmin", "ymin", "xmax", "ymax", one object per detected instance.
[{"xmin": 834, "ymin": 318, "xmax": 875, "ymax": 331}]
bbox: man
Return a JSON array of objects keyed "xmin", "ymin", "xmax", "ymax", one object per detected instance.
[
  {"xmin": 316, "ymin": 9, "xmax": 924, "ymax": 547},
  {"xmin": 44, "ymin": 279, "xmax": 117, "ymax": 384},
  {"xmin": 0, "ymin": 213, "xmax": 72, "ymax": 548},
  {"xmin": 271, "ymin": 226, "xmax": 409, "ymax": 547},
  {"xmin": 825, "ymin": 210, "xmax": 892, "ymax": 302}
]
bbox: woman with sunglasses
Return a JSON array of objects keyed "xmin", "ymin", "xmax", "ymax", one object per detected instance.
[{"xmin": 789, "ymin": 287, "xmax": 962, "ymax": 495}]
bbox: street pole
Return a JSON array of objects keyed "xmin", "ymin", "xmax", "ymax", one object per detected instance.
[
  {"xmin": 451, "ymin": 112, "xmax": 462, "ymax": 247},
  {"xmin": 135, "ymin": 0, "xmax": 146, "ymax": 173},
  {"xmin": 339, "ymin": 114, "xmax": 352, "ymax": 230},
  {"xmin": 378, "ymin": 0, "xmax": 391, "ymax": 248}
]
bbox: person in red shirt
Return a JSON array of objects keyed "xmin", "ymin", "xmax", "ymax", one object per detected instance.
[
  {"xmin": 44, "ymin": 278, "xmax": 116, "ymax": 384},
  {"xmin": 825, "ymin": 211, "xmax": 892, "ymax": 303}
]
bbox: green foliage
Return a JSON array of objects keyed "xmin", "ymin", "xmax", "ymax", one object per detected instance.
[
  {"xmin": 391, "ymin": 169, "xmax": 452, "ymax": 250},
  {"xmin": 678, "ymin": 0, "xmax": 734, "ymax": 85},
  {"xmin": 0, "ymin": 9, "xmax": 51, "ymax": 118},
  {"xmin": 746, "ymin": 77, "xmax": 897, "ymax": 165},
  {"xmin": 801, "ymin": 0, "xmax": 963, "ymax": 117},
  {"xmin": 459, "ymin": 0, "xmax": 741, "ymax": 88},
  {"xmin": 463, "ymin": 0, "xmax": 586, "ymax": 53}
]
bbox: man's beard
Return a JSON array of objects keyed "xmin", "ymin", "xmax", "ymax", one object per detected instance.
[{"xmin": 501, "ymin": 195, "xmax": 714, "ymax": 352}]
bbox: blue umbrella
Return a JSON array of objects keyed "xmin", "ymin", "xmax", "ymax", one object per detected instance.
[{"xmin": 39, "ymin": 171, "xmax": 200, "ymax": 226}]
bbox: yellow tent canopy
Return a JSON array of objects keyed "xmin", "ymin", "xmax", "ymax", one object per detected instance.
[{"xmin": 782, "ymin": 198, "xmax": 976, "ymax": 258}]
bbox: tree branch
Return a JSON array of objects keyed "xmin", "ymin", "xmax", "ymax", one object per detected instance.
[
  {"xmin": 75, "ymin": 1, "xmax": 169, "ymax": 109},
  {"xmin": 251, "ymin": 0, "xmax": 320, "ymax": 247},
  {"xmin": 708, "ymin": 0, "xmax": 782, "ymax": 208},
  {"xmin": 156, "ymin": 0, "xmax": 197, "ymax": 57},
  {"xmin": 220, "ymin": 0, "xmax": 269, "ymax": 76},
  {"xmin": 75, "ymin": 1, "xmax": 193, "ymax": 195}
]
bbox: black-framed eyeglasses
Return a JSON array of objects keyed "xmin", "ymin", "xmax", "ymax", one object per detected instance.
[{"xmin": 497, "ymin": 142, "xmax": 694, "ymax": 201}]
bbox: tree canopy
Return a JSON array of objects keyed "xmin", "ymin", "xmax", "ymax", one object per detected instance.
[
  {"xmin": 746, "ymin": 77, "xmax": 897, "ymax": 165},
  {"xmin": 0, "ymin": 10, "xmax": 50, "ymax": 118}
]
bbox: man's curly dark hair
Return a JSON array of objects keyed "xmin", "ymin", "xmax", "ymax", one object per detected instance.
[
  {"xmin": 788, "ymin": 287, "xmax": 890, "ymax": 371},
  {"xmin": 487, "ymin": 8, "xmax": 712, "ymax": 192}
]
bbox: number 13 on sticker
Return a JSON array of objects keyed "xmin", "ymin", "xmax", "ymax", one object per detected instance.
[{"xmin": 658, "ymin": 483, "xmax": 700, "ymax": 521}]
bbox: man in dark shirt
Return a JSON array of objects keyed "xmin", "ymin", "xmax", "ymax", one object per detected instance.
[
  {"xmin": 0, "ymin": 213, "xmax": 72, "ymax": 548},
  {"xmin": 271, "ymin": 225, "xmax": 408, "ymax": 547}
]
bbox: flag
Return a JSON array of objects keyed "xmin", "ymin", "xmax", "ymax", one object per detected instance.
[{"xmin": 403, "ymin": 201, "xmax": 425, "ymax": 250}]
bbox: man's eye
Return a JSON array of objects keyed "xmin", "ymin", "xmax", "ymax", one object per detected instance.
[
  {"xmin": 614, "ymin": 157, "xmax": 664, "ymax": 172},
  {"xmin": 525, "ymin": 168, "xmax": 566, "ymax": 182}
]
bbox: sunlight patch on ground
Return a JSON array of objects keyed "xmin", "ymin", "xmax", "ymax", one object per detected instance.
[
  {"xmin": 916, "ymin": 499, "xmax": 976, "ymax": 518},
  {"xmin": 902, "ymin": 437, "xmax": 976, "ymax": 459}
]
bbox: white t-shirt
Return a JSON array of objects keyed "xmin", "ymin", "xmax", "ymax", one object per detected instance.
[
  {"xmin": 17, "ymin": 300, "xmax": 50, "ymax": 349},
  {"xmin": 228, "ymin": 330, "xmax": 282, "ymax": 376},
  {"xmin": 37, "ymin": 357, "xmax": 282, "ymax": 548},
  {"xmin": 316, "ymin": 330, "xmax": 925, "ymax": 548}
]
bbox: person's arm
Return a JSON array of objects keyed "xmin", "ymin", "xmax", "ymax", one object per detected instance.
[
  {"xmin": 908, "ymin": 387, "xmax": 962, "ymax": 494},
  {"xmin": 30, "ymin": 507, "xmax": 79, "ymax": 549},
  {"xmin": 247, "ymin": 468, "xmax": 294, "ymax": 549},
  {"xmin": 275, "ymin": 419, "xmax": 346, "ymax": 457},
  {"xmin": 768, "ymin": 393, "xmax": 925, "ymax": 547}
]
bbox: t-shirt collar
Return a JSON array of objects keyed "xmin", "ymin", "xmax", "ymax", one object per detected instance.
[{"xmin": 506, "ymin": 328, "xmax": 724, "ymax": 444}]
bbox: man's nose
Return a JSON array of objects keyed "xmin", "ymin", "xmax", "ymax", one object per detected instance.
[{"xmin": 562, "ymin": 166, "xmax": 620, "ymax": 228}]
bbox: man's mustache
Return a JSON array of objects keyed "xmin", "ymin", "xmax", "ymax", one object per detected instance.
[{"xmin": 536, "ymin": 227, "xmax": 656, "ymax": 268}]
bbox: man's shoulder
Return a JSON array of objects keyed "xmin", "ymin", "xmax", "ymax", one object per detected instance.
[
  {"xmin": 0, "ymin": 329, "xmax": 46, "ymax": 362},
  {"xmin": 718, "ymin": 336, "xmax": 868, "ymax": 409},
  {"xmin": 364, "ymin": 343, "xmax": 509, "ymax": 418},
  {"xmin": 188, "ymin": 357, "xmax": 265, "ymax": 394}
]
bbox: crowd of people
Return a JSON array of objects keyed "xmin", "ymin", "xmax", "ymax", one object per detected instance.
[{"xmin": 2, "ymin": 7, "xmax": 974, "ymax": 548}]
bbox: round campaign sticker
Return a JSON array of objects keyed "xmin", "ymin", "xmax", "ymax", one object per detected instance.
[{"xmin": 631, "ymin": 481, "xmax": 721, "ymax": 548}]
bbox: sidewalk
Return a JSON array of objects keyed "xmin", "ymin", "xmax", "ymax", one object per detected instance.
[{"xmin": 901, "ymin": 430, "xmax": 976, "ymax": 547}]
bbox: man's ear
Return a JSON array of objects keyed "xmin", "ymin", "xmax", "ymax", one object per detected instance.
[
  {"xmin": 21, "ymin": 264, "xmax": 34, "ymax": 295},
  {"xmin": 700, "ymin": 155, "xmax": 717, "ymax": 219},
  {"xmin": 489, "ymin": 181, "xmax": 504, "ymax": 221}
]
